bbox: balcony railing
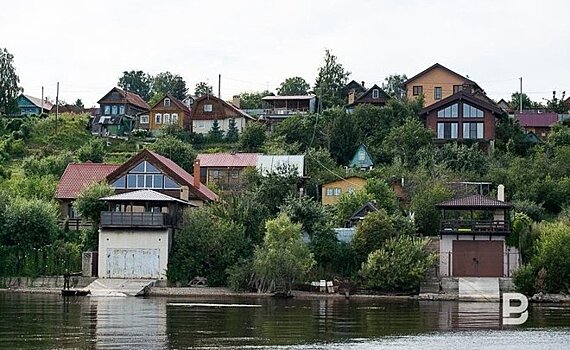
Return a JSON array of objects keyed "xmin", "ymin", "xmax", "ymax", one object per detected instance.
[
  {"xmin": 439, "ymin": 220, "xmax": 510, "ymax": 235},
  {"xmin": 100, "ymin": 212, "xmax": 170, "ymax": 228}
]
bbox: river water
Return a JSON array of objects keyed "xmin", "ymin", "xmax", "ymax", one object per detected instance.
[{"xmin": 0, "ymin": 293, "xmax": 569, "ymax": 349}]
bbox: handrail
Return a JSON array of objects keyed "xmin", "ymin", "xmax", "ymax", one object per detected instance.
[
  {"xmin": 440, "ymin": 219, "xmax": 510, "ymax": 234},
  {"xmin": 100, "ymin": 211, "xmax": 169, "ymax": 228}
]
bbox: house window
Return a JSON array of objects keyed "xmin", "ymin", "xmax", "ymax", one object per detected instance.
[
  {"xmin": 434, "ymin": 87, "xmax": 442, "ymax": 100},
  {"xmin": 453, "ymin": 85, "xmax": 462, "ymax": 93},
  {"xmin": 111, "ymin": 105, "xmax": 118, "ymax": 115},
  {"xmin": 163, "ymin": 113, "xmax": 170, "ymax": 124},
  {"xmin": 412, "ymin": 86, "xmax": 423, "ymax": 96},
  {"xmin": 104, "ymin": 106, "xmax": 111, "ymax": 115},
  {"xmin": 119, "ymin": 105, "xmax": 125, "ymax": 115},
  {"xmin": 172, "ymin": 113, "xmax": 178, "ymax": 124},
  {"xmin": 334, "ymin": 188, "xmax": 341, "ymax": 196},
  {"xmin": 358, "ymin": 151, "xmax": 366, "ymax": 161},
  {"xmin": 121, "ymin": 160, "xmax": 178, "ymax": 189},
  {"xmin": 347, "ymin": 187, "xmax": 355, "ymax": 194},
  {"xmin": 372, "ymin": 89, "xmax": 380, "ymax": 99},
  {"xmin": 437, "ymin": 122, "xmax": 458, "ymax": 139},
  {"xmin": 164, "ymin": 98, "xmax": 171, "ymax": 107},
  {"xmin": 204, "ymin": 104, "xmax": 213, "ymax": 112},
  {"xmin": 231, "ymin": 170, "xmax": 239, "ymax": 179},
  {"xmin": 69, "ymin": 206, "xmax": 81, "ymax": 219},
  {"xmin": 326, "ymin": 188, "xmax": 334, "ymax": 196},
  {"xmin": 140, "ymin": 115, "xmax": 149, "ymax": 124},
  {"xmin": 437, "ymin": 104, "xmax": 458, "ymax": 118},
  {"xmin": 463, "ymin": 122, "xmax": 484, "ymax": 139},
  {"xmin": 463, "ymin": 103, "xmax": 484, "ymax": 118},
  {"xmin": 155, "ymin": 113, "xmax": 162, "ymax": 124}
]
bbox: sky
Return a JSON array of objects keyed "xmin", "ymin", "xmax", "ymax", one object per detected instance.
[{"xmin": 1, "ymin": 0, "xmax": 569, "ymax": 107}]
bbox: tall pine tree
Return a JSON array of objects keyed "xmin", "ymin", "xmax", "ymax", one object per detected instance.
[
  {"xmin": 208, "ymin": 119, "xmax": 224, "ymax": 142},
  {"xmin": 225, "ymin": 118, "xmax": 239, "ymax": 142}
]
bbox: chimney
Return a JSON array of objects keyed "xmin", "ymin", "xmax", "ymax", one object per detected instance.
[
  {"xmin": 348, "ymin": 90, "xmax": 356, "ymax": 104},
  {"xmin": 232, "ymin": 95, "xmax": 241, "ymax": 108},
  {"xmin": 180, "ymin": 186, "xmax": 189, "ymax": 201},
  {"xmin": 361, "ymin": 81, "xmax": 365, "ymax": 88},
  {"xmin": 193, "ymin": 159, "xmax": 201, "ymax": 188},
  {"xmin": 497, "ymin": 184, "xmax": 505, "ymax": 202}
]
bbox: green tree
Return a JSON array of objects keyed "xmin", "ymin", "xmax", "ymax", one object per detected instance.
[
  {"xmin": 239, "ymin": 91, "xmax": 273, "ymax": 109},
  {"xmin": 332, "ymin": 189, "xmax": 373, "ymax": 226},
  {"xmin": 225, "ymin": 118, "xmax": 239, "ymax": 142},
  {"xmin": 244, "ymin": 165, "xmax": 299, "ymax": 215},
  {"xmin": 0, "ymin": 48, "xmax": 21, "ymax": 115},
  {"xmin": 77, "ymin": 138, "xmax": 106, "ymax": 163},
  {"xmin": 194, "ymin": 81, "xmax": 213, "ymax": 97},
  {"xmin": 324, "ymin": 108, "xmax": 361, "ymax": 164},
  {"xmin": 153, "ymin": 72, "xmax": 188, "ymax": 100},
  {"xmin": 73, "ymin": 182, "xmax": 114, "ymax": 224},
  {"xmin": 208, "ymin": 119, "xmax": 224, "ymax": 142},
  {"xmin": 359, "ymin": 236, "xmax": 436, "ymax": 292},
  {"xmin": 118, "ymin": 70, "xmax": 153, "ymax": 101},
  {"xmin": 382, "ymin": 117, "xmax": 433, "ymax": 167},
  {"xmin": 74, "ymin": 99, "xmax": 84, "ymax": 109},
  {"xmin": 509, "ymin": 92, "xmax": 539, "ymax": 111},
  {"xmin": 314, "ymin": 49, "xmax": 351, "ymax": 110},
  {"xmin": 149, "ymin": 135, "xmax": 196, "ymax": 172},
  {"xmin": 352, "ymin": 209, "xmax": 398, "ymax": 259},
  {"xmin": 384, "ymin": 74, "xmax": 408, "ymax": 100},
  {"xmin": 410, "ymin": 182, "xmax": 453, "ymax": 235},
  {"xmin": 239, "ymin": 123, "xmax": 266, "ymax": 152},
  {"xmin": 277, "ymin": 76, "xmax": 310, "ymax": 96},
  {"xmin": 253, "ymin": 214, "xmax": 315, "ymax": 292},
  {"xmin": 364, "ymin": 178, "xmax": 398, "ymax": 213},
  {"xmin": 545, "ymin": 91, "xmax": 568, "ymax": 113}
]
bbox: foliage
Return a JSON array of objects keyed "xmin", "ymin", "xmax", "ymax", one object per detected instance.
[
  {"xmin": 118, "ymin": 70, "xmax": 153, "ymax": 101},
  {"xmin": 253, "ymin": 214, "xmax": 315, "ymax": 292},
  {"xmin": 239, "ymin": 90, "xmax": 273, "ymax": 109},
  {"xmin": 194, "ymin": 81, "xmax": 213, "ymax": 97},
  {"xmin": 324, "ymin": 108, "xmax": 361, "ymax": 164},
  {"xmin": 383, "ymin": 117, "xmax": 433, "ymax": 167},
  {"xmin": 152, "ymin": 71, "xmax": 188, "ymax": 100},
  {"xmin": 352, "ymin": 209, "xmax": 398, "ymax": 259},
  {"xmin": 73, "ymin": 182, "xmax": 114, "ymax": 224},
  {"xmin": 410, "ymin": 182, "xmax": 453, "ymax": 235},
  {"xmin": 509, "ymin": 92, "xmax": 540, "ymax": 111},
  {"xmin": 383, "ymin": 74, "xmax": 407, "ymax": 100},
  {"xmin": 359, "ymin": 236, "xmax": 436, "ymax": 292},
  {"xmin": 244, "ymin": 165, "xmax": 299, "ymax": 215},
  {"xmin": 511, "ymin": 199, "xmax": 546, "ymax": 223},
  {"xmin": 167, "ymin": 207, "xmax": 249, "ymax": 286},
  {"xmin": 507, "ymin": 212, "xmax": 535, "ymax": 262},
  {"xmin": 239, "ymin": 123, "xmax": 266, "ymax": 152},
  {"xmin": 208, "ymin": 119, "xmax": 224, "ymax": 142},
  {"xmin": 149, "ymin": 135, "xmax": 196, "ymax": 172},
  {"xmin": 0, "ymin": 47, "xmax": 21, "ymax": 115},
  {"xmin": 314, "ymin": 49, "xmax": 350, "ymax": 110},
  {"xmin": 332, "ymin": 189, "xmax": 373, "ymax": 226},
  {"xmin": 548, "ymin": 124, "xmax": 570, "ymax": 148},
  {"xmin": 544, "ymin": 91, "xmax": 568, "ymax": 114},
  {"xmin": 364, "ymin": 178, "xmax": 398, "ymax": 213},
  {"xmin": 77, "ymin": 138, "xmax": 106, "ymax": 163},
  {"xmin": 0, "ymin": 174, "xmax": 58, "ymax": 201},
  {"xmin": 225, "ymin": 118, "xmax": 239, "ymax": 142},
  {"xmin": 277, "ymin": 76, "xmax": 310, "ymax": 96}
]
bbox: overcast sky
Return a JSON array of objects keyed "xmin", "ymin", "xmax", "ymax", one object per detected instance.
[{"xmin": 1, "ymin": 0, "xmax": 569, "ymax": 107}]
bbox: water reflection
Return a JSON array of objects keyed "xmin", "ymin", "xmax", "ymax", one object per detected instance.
[{"xmin": 0, "ymin": 293, "xmax": 569, "ymax": 349}]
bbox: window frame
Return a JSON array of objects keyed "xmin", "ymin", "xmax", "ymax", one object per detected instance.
[
  {"xmin": 453, "ymin": 85, "xmax": 462, "ymax": 93},
  {"xmin": 412, "ymin": 85, "xmax": 423, "ymax": 96},
  {"xmin": 155, "ymin": 113, "xmax": 162, "ymax": 124},
  {"xmin": 164, "ymin": 98, "xmax": 171, "ymax": 107},
  {"xmin": 372, "ymin": 89, "xmax": 380, "ymax": 99},
  {"xmin": 204, "ymin": 104, "xmax": 213, "ymax": 112},
  {"xmin": 140, "ymin": 115, "xmax": 149, "ymax": 124},
  {"xmin": 434, "ymin": 87, "xmax": 442, "ymax": 100}
]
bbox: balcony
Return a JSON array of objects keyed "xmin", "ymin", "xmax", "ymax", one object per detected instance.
[
  {"xmin": 439, "ymin": 220, "xmax": 510, "ymax": 235},
  {"xmin": 100, "ymin": 212, "xmax": 170, "ymax": 228}
]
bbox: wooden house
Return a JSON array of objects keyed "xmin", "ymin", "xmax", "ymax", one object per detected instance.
[
  {"xmin": 514, "ymin": 112, "xmax": 559, "ymax": 139},
  {"xmin": 189, "ymin": 94, "xmax": 255, "ymax": 134},
  {"xmin": 196, "ymin": 152, "xmax": 259, "ymax": 193},
  {"xmin": 346, "ymin": 84, "xmax": 390, "ymax": 110},
  {"xmin": 405, "ymin": 63, "xmax": 485, "ymax": 107},
  {"xmin": 146, "ymin": 94, "xmax": 191, "ymax": 132},
  {"xmin": 321, "ymin": 176, "xmax": 366, "ymax": 205},
  {"xmin": 14, "ymin": 94, "xmax": 53, "ymax": 116},
  {"xmin": 91, "ymin": 87, "xmax": 150, "ymax": 136},
  {"xmin": 349, "ymin": 144, "xmax": 374, "ymax": 170},
  {"xmin": 258, "ymin": 95, "xmax": 317, "ymax": 130}
]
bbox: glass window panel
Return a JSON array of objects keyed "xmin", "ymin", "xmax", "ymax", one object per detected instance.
[
  {"xmin": 437, "ymin": 123, "xmax": 444, "ymax": 139},
  {"xmin": 137, "ymin": 174, "xmax": 145, "ymax": 188},
  {"xmin": 131, "ymin": 162, "xmax": 145, "ymax": 173},
  {"xmin": 164, "ymin": 176, "xmax": 180, "ymax": 189},
  {"xmin": 451, "ymin": 104, "xmax": 458, "ymax": 117},
  {"xmin": 153, "ymin": 175, "xmax": 163, "ymax": 188},
  {"xmin": 451, "ymin": 123, "xmax": 458, "ymax": 139},
  {"xmin": 145, "ymin": 175, "xmax": 153, "ymax": 188},
  {"xmin": 477, "ymin": 123, "xmax": 484, "ymax": 139},
  {"xmin": 463, "ymin": 123, "xmax": 470, "ymax": 138},
  {"xmin": 127, "ymin": 174, "xmax": 137, "ymax": 188},
  {"xmin": 104, "ymin": 106, "xmax": 110, "ymax": 115},
  {"xmin": 470, "ymin": 123, "xmax": 477, "ymax": 138},
  {"xmin": 119, "ymin": 105, "xmax": 125, "ymax": 114},
  {"xmin": 111, "ymin": 176, "xmax": 126, "ymax": 188},
  {"xmin": 111, "ymin": 105, "xmax": 118, "ymax": 115},
  {"xmin": 145, "ymin": 162, "xmax": 160, "ymax": 173},
  {"xmin": 326, "ymin": 188, "xmax": 333, "ymax": 196}
]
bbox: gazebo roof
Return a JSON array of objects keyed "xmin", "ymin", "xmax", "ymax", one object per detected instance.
[
  {"xmin": 100, "ymin": 190, "xmax": 193, "ymax": 205},
  {"xmin": 436, "ymin": 194, "xmax": 512, "ymax": 209}
]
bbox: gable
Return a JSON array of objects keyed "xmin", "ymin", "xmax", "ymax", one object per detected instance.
[
  {"xmin": 407, "ymin": 66, "xmax": 467, "ymax": 86},
  {"xmin": 17, "ymin": 95, "xmax": 35, "ymax": 108},
  {"xmin": 98, "ymin": 88, "xmax": 125, "ymax": 104},
  {"xmin": 350, "ymin": 85, "xmax": 390, "ymax": 105},
  {"xmin": 323, "ymin": 176, "xmax": 366, "ymax": 188},
  {"xmin": 349, "ymin": 145, "xmax": 374, "ymax": 168},
  {"xmin": 109, "ymin": 159, "xmax": 182, "ymax": 190},
  {"xmin": 191, "ymin": 95, "xmax": 252, "ymax": 121}
]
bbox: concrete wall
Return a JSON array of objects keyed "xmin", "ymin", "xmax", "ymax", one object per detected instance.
[
  {"xmin": 439, "ymin": 235, "xmax": 507, "ymax": 277},
  {"xmin": 0, "ymin": 276, "xmax": 96, "ymax": 289},
  {"xmin": 98, "ymin": 229, "xmax": 171, "ymax": 280}
]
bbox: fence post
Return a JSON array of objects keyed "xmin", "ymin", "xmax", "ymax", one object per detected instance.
[{"xmin": 448, "ymin": 251, "xmax": 451, "ymax": 276}]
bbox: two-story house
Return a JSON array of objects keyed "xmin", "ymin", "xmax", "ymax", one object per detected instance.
[
  {"xmin": 196, "ymin": 152, "xmax": 259, "ymax": 193},
  {"xmin": 91, "ymin": 87, "xmax": 150, "ymax": 136},
  {"xmin": 189, "ymin": 94, "xmax": 255, "ymax": 134},
  {"xmin": 405, "ymin": 63, "xmax": 485, "ymax": 107},
  {"xmin": 144, "ymin": 94, "xmax": 191, "ymax": 133},
  {"xmin": 14, "ymin": 94, "xmax": 53, "ymax": 116},
  {"xmin": 346, "ymin": 84, "xmax": 390, "ymax": 111},
  {"xmin": 258, "ymin": 95, "xmax": 317, "ymax": 130}
]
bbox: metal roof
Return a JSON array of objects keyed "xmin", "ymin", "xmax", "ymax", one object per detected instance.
[
  {"xmin": 262, "ymin": 95, "xmax": 316, "ymax": 101},
  {"xmin": 197, "ymin": 153, "xmax": 259, "ymax": 168},
  {"xmin": 55, "ymin": 163, "xmax": 120, "ymax": 199},
  {"xmin": 100, "ymin": 189, "xmax": 192, "ymax": 204},
  {"xmin": 437, "ymin": 195, "xmax": 512, "ymax": 209}
]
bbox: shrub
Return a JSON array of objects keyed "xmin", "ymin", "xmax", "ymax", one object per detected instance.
[
  {"xmin": 359, "ymin": 236, "xmax": 436, "ymax": 293},
  {"xmin": 78, "ymin": 138, "xmax": 106, "ymax": 163},
  {"xmin": 352, "ymin": 209, "xmax": 398, "ymax": 259},
  {"xmin": 74, "ymin": 182, "xmax": 114, "ymax": 224}
]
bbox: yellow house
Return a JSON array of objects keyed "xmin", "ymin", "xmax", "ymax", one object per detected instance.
[
  {"xmin": 405, "ymin": 63, "xmax": 484, "ymax": 107},
  {"xmin": 321, "ymin": 176, "xmax": 366, "ymax": 205}
]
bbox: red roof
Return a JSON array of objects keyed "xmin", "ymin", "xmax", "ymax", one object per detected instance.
[
  {"xmin": 515, "ymin": 112, "xmax": 559, "ymax": 128},
  {"xmin": 196, "ymin": 153, "xmax": 259, "ymax": 168},
  {"xmin": 437, "ymin": 195, "xmax": 512, "ymax": 209},
  {"xmin": 56, "ymin": 163, "xmax": 120, "ymax": 199},
  {"xmin": 125, "ymin": 90, "xmax": 150, "ymax": 110}
]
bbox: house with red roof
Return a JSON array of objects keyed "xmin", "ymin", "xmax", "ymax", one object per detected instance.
[
  {"xmin": 89, "ymin": 87, "xmax": 150, "ymax": 136},
  {"xmin": 196, "ymin": 152, "xmax": 259, "ymax": 192},
  {"xmin": 514, "ymin": 112, "xmax": 559, "ymax": 139},
  {"xmin": 190, "ymin": 94, "xmax": 255, "ymax": 134}
]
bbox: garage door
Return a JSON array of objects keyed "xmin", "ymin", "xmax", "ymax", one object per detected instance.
[
  {"xmin": 106, "ymin": 248, "xmax": 160, "ymax": 278},
  {"xmin": 452, "ymin": 241, "xmax": 503, "ymax": 277}
]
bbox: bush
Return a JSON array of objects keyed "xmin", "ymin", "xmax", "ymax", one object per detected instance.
[
  {"xmin": 74, "ymin": 182, "xmax": 114, "ymax": 224},
  {"xmin": 22, "ymin": 152, "xmax": 75, "ymax": 177},
  {"xmin": 410, "ymin": 182, "xmax": 453, "ymax": 235},
  {"xmin": 352, "ymin": 209, "xmax": 398, "ymax": 258},
  {"xmin": 359, "ymin": 236, "xmax": 436, "ymax": 293},
  {"xmin": 78, "ymin": 138, "xmax": 106, "ymax": 163}
]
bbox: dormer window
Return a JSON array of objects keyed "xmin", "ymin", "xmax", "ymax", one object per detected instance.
[
  {"xmin": 164, "ymin": 98, "xmax": 171, "ymax": 107},
  {"xmin": 204, "ymin": 104, "xmax": 213, "ymax": 112},
  {"xmin": 372, "ymin": 89, "xmax": 380, "ymax": 99}
]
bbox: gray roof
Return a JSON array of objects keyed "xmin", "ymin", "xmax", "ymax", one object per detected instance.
[
  {"xmin": 437, "ymin": 195, "xmax": 512, "ymax": 209},
  {"xmin": 262, "ymin": 94, "xmax": 316, "ymax": 101},
  {"xmin": 100, "ymin": 190, "xmax": 192, "ymax": 205}
]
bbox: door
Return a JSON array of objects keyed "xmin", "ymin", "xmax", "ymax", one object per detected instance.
[
  {"xmin": 106, "ymin": 248, "xmax": 160, "ymax": 278},
  {"xmin": 452, "ymin": 240, "xmax": 503, "ymax": 277}
]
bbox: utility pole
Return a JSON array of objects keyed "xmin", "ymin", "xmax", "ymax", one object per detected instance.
[
  {"xmin": 519, "ymin": 77, "xmax": 523, "ymax": 113},
  {"xmin": 41, "ymin": 86, "xmax": 44, "ymax": 115},
  {"xmin": 218, "ymin": 74, "xmax": 221, "ymax": 98},
  {"xmin": 56, "ymin": 82, "xmax": 59, "ymax": 133}
]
